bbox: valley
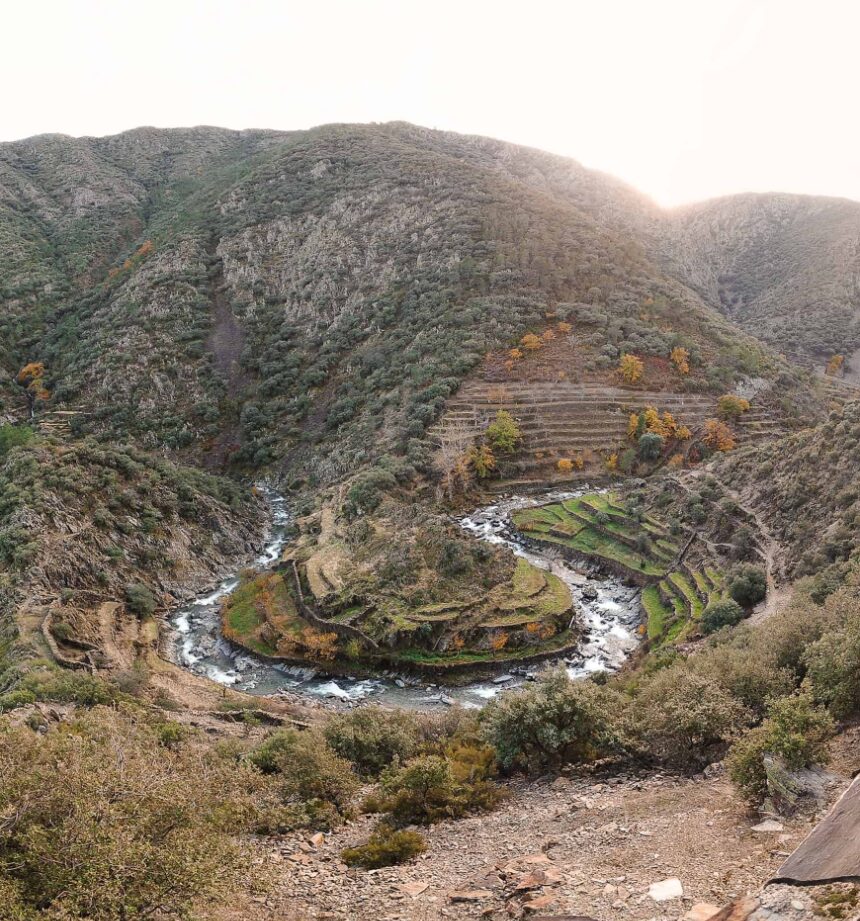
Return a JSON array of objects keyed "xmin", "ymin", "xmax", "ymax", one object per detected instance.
[{"xmin": 1, "ymin": 122, "xmax": 859, "ymax": 921}]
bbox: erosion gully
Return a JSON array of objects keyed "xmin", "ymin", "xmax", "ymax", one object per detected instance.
[{"xmin": 170, "ymin": 489, "xmax": 641, "ymax": 710}]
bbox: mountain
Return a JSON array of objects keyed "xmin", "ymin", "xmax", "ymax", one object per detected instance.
[
  {"xmin": 662, "ymin": 193, "xmax": 860, "ymax": 367},
  {"xmin": 1, "ymin": 121, "xmax": 842, "ymax": 490}
]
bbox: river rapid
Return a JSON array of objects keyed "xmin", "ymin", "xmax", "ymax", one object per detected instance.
[{"xmin": 170, "ymin": 488, "xmax": 642, "ymax": 710}]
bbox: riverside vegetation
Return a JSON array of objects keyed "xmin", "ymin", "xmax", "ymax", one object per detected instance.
[{"xmin": 1, "ymin": 123, "xmax": 860, "ymax": 917}]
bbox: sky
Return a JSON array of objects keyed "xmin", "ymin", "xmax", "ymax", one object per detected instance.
[{"xmin": 3, "ymin": 0, "xmax": 859, "ymax": 207}]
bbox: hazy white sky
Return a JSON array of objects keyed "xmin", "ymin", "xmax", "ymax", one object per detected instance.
[{"xmin": 4, "ymin": 0, "xmax": 859, "ymax": 206}]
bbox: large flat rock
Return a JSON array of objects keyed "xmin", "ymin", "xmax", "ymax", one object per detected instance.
[{"xmin": 773, "ymin": 775, "xmax": 860, "ymax": 883}]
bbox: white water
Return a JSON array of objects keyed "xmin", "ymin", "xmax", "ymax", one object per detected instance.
[{"xmin": 170, "ymin": 487, "xmax": 642, "ymax": 709}]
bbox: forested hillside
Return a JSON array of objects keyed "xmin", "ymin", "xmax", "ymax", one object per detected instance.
[{"xmin": 2, "ymin": 122, "xmax": 830, "ymax": 490}]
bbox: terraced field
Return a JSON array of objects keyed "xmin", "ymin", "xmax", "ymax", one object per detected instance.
[
  {"xmin": 430, "ymin": 379, "xmax": 786, "ymax": 491},
  {"xmin": 512, "ymin": 492, "xmax": 728, "ymax": 647}
]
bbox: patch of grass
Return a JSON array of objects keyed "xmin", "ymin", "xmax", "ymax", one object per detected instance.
[
  {"xmin": 642, "ymin": 585, "xmax": 670, "ymax": 639},
  {"xmin": 668, "ymin": 572, "xmax": 704, "ymax": 618}
]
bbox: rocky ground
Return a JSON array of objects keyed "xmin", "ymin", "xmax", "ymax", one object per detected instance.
[{"xmin": 214, "ymin": 731, "xmax": 860, "ymax": 921}]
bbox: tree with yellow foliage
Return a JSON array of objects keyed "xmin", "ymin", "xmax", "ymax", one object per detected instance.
[
  {"xmin": 703, "ymin": 419, "xmax": 736, "ymax": 452},
  {"xmin": 605, "ymin": 453, "xmax": 619, "ymax": 472},
  {"xmin": 557, "ymin": 458, "xmax": 573, "ymax": 473},
  {"xmin": 467, "ymin": 443, "xmax": 496, "ymax": 478},
  {"xmin": 717, "ymin": 394, "xmax": 751, "ymax": 421},
  {"xmin": 16, "ymin": 361, "xmax": 51, "ymax": 412},
  {"xmin": 618, "ymin": 353, "xmax": 644, "ymax": 384},
  {"xmin": 557, "ymin": 321, "xmax": 572, "ymax": 334},
  {"xmin": 508, "ymin": 348, "xmax": 523, "ymax": 361},
  {"xmin": 520, "ymin": 333, "xmax": 542, "ymax": 351},
  {"xmin": 670, "ymin": 346, "xmax": 690, "ymax": 375},
  {"xmin": 825, "ymin": 354, "xmax": 844, "ymax": 377},
  {"xmin": 301, "ymin": 628, "xmax": 338, "ymax": 661}
]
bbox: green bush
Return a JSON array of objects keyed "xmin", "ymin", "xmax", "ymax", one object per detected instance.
[
  {"xmin": 638, "ymin": 432, "xmax": 664, "ymax": 461},
  {"xmin": 727, "ymin": 692, "xmax": 834, "ymax": 804},
  {"xmin": 728, "ymin": 565, "xmax": 767, "ymax": 607},
  {"xmin": 804, "ymin": 612, "xmax": 860, "ymax": 719},
  {"xmin": 628, "ymin": 666, "xmax": 748, "ymax": 770},
  {"xmin": 480, "ymin": 668, "xmax": 622, "ymax": 774},
  {"xmin": 701, "ymin": 598, "xmax": 745, "ymax": 634},
  {"xmin": 124, "ymin": 583, "xmax": 157, "ymax": 618},
  {"xmin": 324, "ymin": 706, "xmax": 419, "ymax": 778},
  {"xmin": 249, "ymin": 729, "xmax": 359, "ymax": 827},
  {"xmin": 341, "ymin": 825, "xmax": 427, "ymax": 868},
  {"xmin": 377, "ymin": 751, "xmax": 503, "ymax": 826},
  {"xmin": 692, "ymin": 639, "xmax": 794, "ymax": 718}
]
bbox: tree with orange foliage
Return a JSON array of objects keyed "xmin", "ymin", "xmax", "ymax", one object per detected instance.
[
  {"xmin": 16, "ymin": 361, "xmax": 50, "ymax": 411},
  {"xmin": 703, "ymin": 419, "xmax": 736, "ymax": 452},
  {"xmin": 670, "ymin": 346, "xmax": 690, "ymax": 375},
  {"xmin": 508, "ymin": 348, "xmax": 523, "ymax": 361},
  {"xmin": 667, "ymin": 453, "xmax": 684, "ymax": 468},
  {"xmin": 618, "ymin": 353, "xmax": 644, "ymax": 384},
  {"xmin": 825, "ymin": 354, "xmax": 844, "ymax": 377},
  {"xmin": 557, "ymin": 321, "xmax": 572, "ymax": 334},
  {"xmin": 557, "ymin": 458, "xmax": 573, "ymax": 473},
  {"xmin": 490, "ymin": 631, "xmax": 510, "ymax": 657},
  {"xmin": 542, "ymin": 329, "xmax": 555, "ymax": 342},
  {"xmin": 520, "ymin": 333, "xmax": 542, "ymax": 351},
  {"xmin": 301, "ymin": 628, "xmax": 338, "ymax": 661}
]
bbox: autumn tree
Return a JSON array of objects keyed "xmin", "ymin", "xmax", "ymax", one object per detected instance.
[
  {"xmin": 703, "ymin": 419, "xmax": 736, "ymax": 452},
  {"xmin": 490, "ymin": 631, "xmax": 510, "ymax": 657},
  {"xmin": 718, "ymin": 394, "xmax": 751, "ymax": 421},
  {"xmin": 605, "ymin": 453, "xmax": 619, "ymax": 472},
  {"xmin": 301, "ymin": 628, "xmax": 338, "ymax": 661},
  {"xmin": 670, "ymin": 346, "xmax": 690, "ymax": 375},
  {"xmin": 825, "ymin": 354, "xmax": 844, "ymax": 377},
  {"xmin": 557, "ymin": 458, "xmax": 573, "ymax": 473},
  {"xmin": 618, "ymin": 353, "xmax": 644, "ymax": 384},
  {"xmin": 542, "ymin": 329, "xmax": 556, "ymax": 342},
  {"xmin": 557, "ymin": 321, "xmax": 572, "ymax": 334},
  {"xmin": 520, "ymin": 333, "xmax": 542, "ymax": 351},
  {"xmin": 433, "ymin": 418, "xmax": 475, "ymax": 500},
  {"xmin": 485, "ymin": 410, "xmax": 522, "ymax": 454},
  {"xmin": 16, "ymin": 361, "xmax": 50, "ymax": 414},
  {"xmin": 508, "ymin": 348, "xmax": 523, "ymax": 361},
  {"xmin": 467, "ymin": 443, "xmax": 496, "ymax": 478}
]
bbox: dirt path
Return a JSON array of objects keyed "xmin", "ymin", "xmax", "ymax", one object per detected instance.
[
  {"xmin": 680, "ymin": 470, "xmax": 792, "ymax": 623},
  {"xmin": 216, "ymin": 767, "xmax": 839, "ymax": 921}
]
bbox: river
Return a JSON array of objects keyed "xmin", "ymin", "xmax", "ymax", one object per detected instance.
[{"xmin": 170, "ymin": 488, "xmax": 642, "ymax": 709}]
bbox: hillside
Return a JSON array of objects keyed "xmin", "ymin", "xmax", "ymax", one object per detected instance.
[
  {"xmin": 0, "ymin": 122, "xmax": 828, "ymax": 490},
  {"xmin": 662, "ymin": 194, "xmax": 860, "ymax": 368}
]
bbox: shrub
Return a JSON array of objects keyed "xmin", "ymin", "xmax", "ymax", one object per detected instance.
[
  {"xmin": 727, "ymin": 692, "xmax": 834, "ymax": 804},
  {"xmin": 0, "ymin": 708, "xmax": 252, "ymax": 920},
  {"xmin": 701, "ymin": 598, "xmax": 746, "ymax": 634},
  {"xmin": 728, "ymin": 565, "xmax": 767, "ymax": 607},
  {"xmin": 341, "ymin": 825, "xmax": 427, "ymax": 868},
  {"xmin": 124, "ymin": 583, "xmax": 157, "ymax": 617},
  {"xmin": 481, "ymin": 669, "xmax": 622, "ymax": 774},
  {"xmin": 804, "ymin": 613, "xmax": 860, "ymax": 719},
  {"xmin": 629, "ymin": 667, "xmax": 749, "ymax": 770},
  {"xmin": 377, "ymin": 751, "xmax": 503, "ymax": 826},
  {"xmin": 637, "ymin": 432, "xmax": 664, "ymax": 461},
  {"xmin": 324, "ymin": 707, "xmax": 419, "ymax": 778},
  {"xmin": 249, "ymin": 729, "xmax": 359, "ymax": 826},
  {"xmin": 692, "ymin": 638, "xmax": 794, "ymax": 717}
]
